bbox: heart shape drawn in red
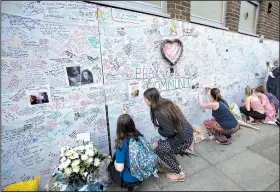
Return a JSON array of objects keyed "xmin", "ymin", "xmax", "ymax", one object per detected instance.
[{"xmin": 160, "ymin": 39, "xmax": 183, "ymax": 66}]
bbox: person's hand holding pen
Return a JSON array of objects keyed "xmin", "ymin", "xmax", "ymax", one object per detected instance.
[
  {"xmin": 122, "ymin": 106, "xmax": 127, "ymax": 114},
  {"xmin": 199, "ymin": 88, "xmax": 205, "ymax": 107},
  {"xmin": 199, "ymin": 88, "xmax": 205, "ymax": 95},
  {"xmin": 205, "ymin": 87, "xmax": 211, "ymax": 93},
  {"xmin": 266, "ymin": 61, "xmax": 272, "ymax": 72}
]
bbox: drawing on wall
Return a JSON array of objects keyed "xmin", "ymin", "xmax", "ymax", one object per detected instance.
[{"xmin": 160, "ymin": 39, "xmax": 183, "ymax": 70}]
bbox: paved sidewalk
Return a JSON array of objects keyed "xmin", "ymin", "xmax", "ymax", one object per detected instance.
[{"xmin": 107, "ymin": 123, "xmax": 279, "ymax": 191}]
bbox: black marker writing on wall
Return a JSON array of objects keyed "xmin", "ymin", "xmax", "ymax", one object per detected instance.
[
  {"xmin": 147, "ymin": 77, "xmax": 191, "ymax": 92},
  {"xmin": 136, "ymin": 67, "xmax": 179, "ymax": 79},
  {"xmin": 192, "ymin": 83, "xmax": 199, "ymax": 89}
]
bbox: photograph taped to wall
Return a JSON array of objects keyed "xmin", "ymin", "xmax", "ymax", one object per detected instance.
[
  {"xmin": 26, "ymin": 86, "xmax": 51, "ymax": 106},
  {"xmin": 66, "ymin": 66, "xmax": 102, "ymax": 87},
  {"xmin": 128, "ymin": 82, "xmax": 140, "ymax": 100},
  {"xmin": 81, "ymin": 66, "xmax": 102, "ymax": 86},
  {"xmin": 66, "ymin": 66, "xmax": 81, "ymax": 86},
  {"xmin": 74, "ymin": 53, "xmax": 103, "ymax": 86},
  {"xmin": 81, "ymin": 69, "xmax": 94, "ymax": 85},
  {"xmin": 29, "ymin": 92, "xmax": 50, "ymax": 105}
]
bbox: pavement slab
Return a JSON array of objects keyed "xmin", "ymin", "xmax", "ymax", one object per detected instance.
[
  {"xmin": 249, "ymin": 134, "xmax": 279, "ymax": 165},
  {"xmin": 160, "ymin": 166, "xmax": 243, "ymax": 191},
  {"xmin": 194, "ymin": 139, "xmax": 247, "ymax": 165},
  {"xmin": 234, "ymin": 124, "xmax": 279, "ymax": 147},
  {"xmin": 265, "ymin": 181, "xmax": 279, "ymax": 191},
  {"xmin": 154, "ymin": 154, "xmax": 211, "ymax": 188},
  {"xmin": 215, "ymin": 150, "xmax": 279, "ymax": 191}
]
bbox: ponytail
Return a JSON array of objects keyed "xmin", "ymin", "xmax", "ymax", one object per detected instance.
[
  {"xmin": 210, "ymin": 88, "xmax": 222, "ymax": 102},
  {"xmin": 215, "ymin": 93, "xmax": 222, "ymax": 101}
]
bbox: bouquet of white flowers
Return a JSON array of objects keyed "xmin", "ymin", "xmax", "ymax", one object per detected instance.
[{"xmin": 46, "ymin": 142, "xmax": 111, "ymax": 191}]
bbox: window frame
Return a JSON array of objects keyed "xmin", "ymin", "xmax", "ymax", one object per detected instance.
[
  {"xmin": 89, "ymin": 1, "xmax": 170, "ymax": 18},
  {"xmin": 190, "ymin": 1, "xmax": 229, "ymax": 30},
  {"xmin": 238, "ymin": 1, "xmax": 260, "ymax": 36}
]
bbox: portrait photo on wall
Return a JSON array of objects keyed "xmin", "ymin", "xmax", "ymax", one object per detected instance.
[
  {"xmin": 29, "ymin": 92, "xmax": 50, "ymax": 105},
  {"xmin": 81, "ymin": 69, "xmax": 94, "ymax": 85},
  {"xmin": 66, "ymin": 66, "xmax": 81, "ymax": 86}
]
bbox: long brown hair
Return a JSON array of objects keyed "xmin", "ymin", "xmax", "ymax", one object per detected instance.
[
  {"xmin": 143, "ymin": 88, "xmax": 187, "ymax": 132},
  {"xmin": 255, "ymin": 86, "xmax": 266, "ymax": 93},
  {"xmin": 210, "ymin": 88, "xmax": 222, "ymax": 101},
  {"xmin": 115, "ymin": 114, "xmax": 142, "ymax": 148}
]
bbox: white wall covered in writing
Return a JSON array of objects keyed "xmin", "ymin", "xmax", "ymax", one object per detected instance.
[
  {"xmin": 97, "ymin": 5, "xmax": 279, "ymax": 151},
  {"xmin": 1, "ymin": 1, "xmax": 108, "ymax": 189}
]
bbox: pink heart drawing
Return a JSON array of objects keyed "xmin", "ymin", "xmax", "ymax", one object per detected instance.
[{"xmin": 160, "ymin": 39, "xmax": 183, "ymax": 66}]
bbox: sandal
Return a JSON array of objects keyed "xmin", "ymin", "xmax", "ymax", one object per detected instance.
[
  {"xmin": 255, "ymin": 120, "xmax": 264, "ymax": 124},
  {"xmin": 188, "ymin": 139, "xmax": 195, "ymax": 152},
  {"xmin": 246, "ymin": 120, "xmax": 257, "ymax": 125},
  {"xmin": 215, "ymin": 135, "xmax": 228, "ymax": 143},
  {"xmin": 216, "ymin": 139, "xmax": 232, "ymax": 145},
  {"xmin": 167, "ymin": 172, "xmax": 185, "ymax": 182}
]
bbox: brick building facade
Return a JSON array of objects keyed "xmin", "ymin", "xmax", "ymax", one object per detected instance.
[
  {"xmin": 257, "ymin": 1, "xmax": 279, "ymax": 41},
  {"xmin": 167, "ymin": 0, "xmax": 279, "ymax": 41}
]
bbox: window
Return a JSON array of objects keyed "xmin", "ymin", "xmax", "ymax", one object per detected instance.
[
  {"xmin": 141, "ymin": 1, "xmax": 161, "ymax": 7},
  {"xmin": 190, "ymin": 1, "xmax": 228, "ymax": 30},
  {"xmin": 238, "ymin": 1, "xmax": 260, "ymax": 36},
  {"xmin": 91, "ymin": 1, "xmax": 169, "ymax": 18}
]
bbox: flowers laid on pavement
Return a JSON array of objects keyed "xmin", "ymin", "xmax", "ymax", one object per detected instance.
[
  {"xmin": 46, "ymin": 142, "xmax": 111, "ymax": 191},
  {"xmin": 58, "ymin": 142, "xmax": 110, "ymax": 184}
]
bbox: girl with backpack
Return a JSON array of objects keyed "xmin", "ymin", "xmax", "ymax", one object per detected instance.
[
  {"xmin": 143, "ymin": 88, "xmax": 194, "ymax": 182},
  {"xmin": 108, "ymin": 107, "xmax": 155, "ymax": 191}
]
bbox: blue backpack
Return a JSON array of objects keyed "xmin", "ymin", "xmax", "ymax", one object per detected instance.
[{"xmin": 128, "ymin": 136, "xmax": 158, "ymax": 181}]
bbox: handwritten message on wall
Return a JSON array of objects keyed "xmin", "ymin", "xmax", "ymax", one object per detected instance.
[
  {"xmin": 97, "ymin": 4, "xmax": 279, "ymax": 151},
  {"xmin": 1, "ymin": 1, "xmax": 108, "ymax": 189}
]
